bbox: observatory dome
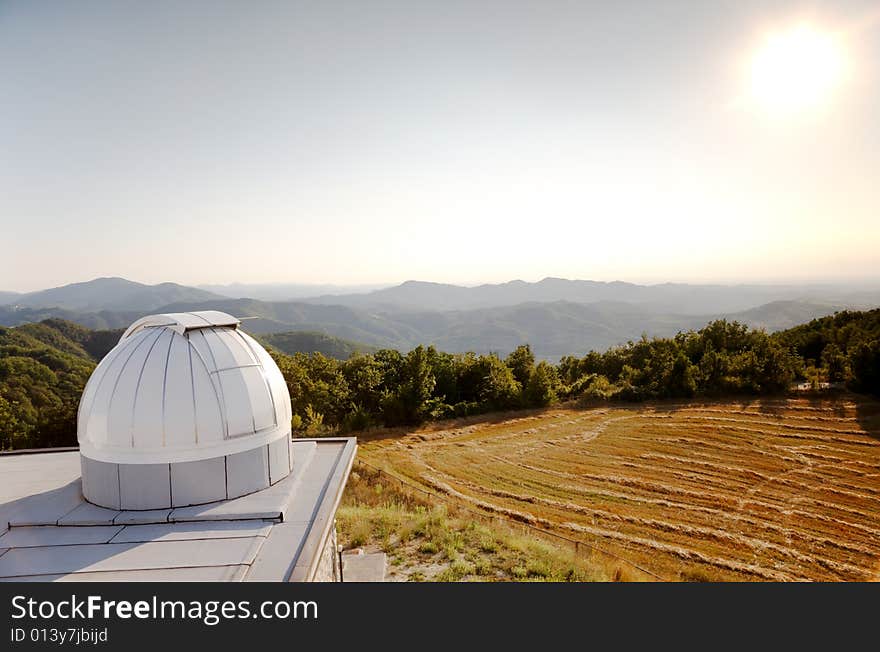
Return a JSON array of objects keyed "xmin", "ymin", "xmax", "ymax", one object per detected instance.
[{"xmin": 77, "ymin": 311, "xmax": 294, "ymax": 510}]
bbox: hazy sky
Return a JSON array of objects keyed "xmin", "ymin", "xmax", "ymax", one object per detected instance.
[{"xmin": 2, "ymin": 0, "xmax": 878, "ymax": 292}]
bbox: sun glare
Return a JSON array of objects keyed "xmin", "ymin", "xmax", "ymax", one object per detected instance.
[{"xmin": 749, "ymin": 24, "xmax": 847, "ymax": 116}]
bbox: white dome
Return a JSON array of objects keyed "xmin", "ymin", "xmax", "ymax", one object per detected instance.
[{"xmin": 78, "ymin": 311, "xmax": 292, "ymax": 465}]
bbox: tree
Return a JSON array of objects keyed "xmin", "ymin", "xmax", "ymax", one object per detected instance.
[
  {"xmin": 425, "ymin": 346, "xmax": 458, "ymax": 404},
  {"xmin": 0, "ymin": 394, "xmax": 25, "ymax": 449},
  {"xmin": 505, "ymin": 344, "xmax": 535, "ymax": 387},
  {"xmin": 848, "ymin": 340, "xmax": 880, "ymax": 396},
  {"xmin": 273, "ymin": 352, "xmax": 350, "ymax": 426},
  {"xmin": 667, "ymin": 352, "xmax": 697, "ymax": 397},
  {"xmin": 524, "ymin": 361, "xmax": 559, "ymax": 407},
  {"xmin": 821, "ymin": 343, "xmax": 847, "ymax": 383},
  {"xmin": 341, "ymin": 354, "xmax": 384, "ymax": 414},
  {"xmin": 476, "ymin": 354, "xmax": 521, "ymax": 410},
  {"xmin": 396, "ymin": 346, "xmax": 437, "ymax": 424}
]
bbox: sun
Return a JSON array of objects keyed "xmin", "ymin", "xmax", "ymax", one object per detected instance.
[{"xmin": 748, "ymin": 24, "xmax": 847, "ymax": 116}]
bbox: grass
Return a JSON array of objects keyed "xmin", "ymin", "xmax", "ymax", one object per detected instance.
[
  {"xmin": 351, "ymin": 394, "xmax": 880, "ymax": 582},
  {"xmin": 337, "ymin": 465, "xmax": 615, "ymax": 582}
]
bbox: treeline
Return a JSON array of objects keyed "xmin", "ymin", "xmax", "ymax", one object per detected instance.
[
  {"xmin": 273, "ymin": 319, "xmax": 801, "ymax": 433},
  {"xmin": 275, "ymin": 313, "xmax": 880, "ymax": 434},
  {"xmin": 273, "ymin": 344, "xmax": 560, "ymax": 433},
  {"xmin": 1, "ymin": 311, "xmax": 879, "ymax": 448},
  {"xmin": 773, "ymin": 308, "xmax": 880, "ymax": 395}
]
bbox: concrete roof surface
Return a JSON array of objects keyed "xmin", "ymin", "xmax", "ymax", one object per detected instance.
[{"xmin": 0, "ymin": 438, "xmax": 356, "ymax": 582}]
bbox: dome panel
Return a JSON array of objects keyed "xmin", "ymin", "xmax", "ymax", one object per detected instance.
[
  {"xmin": 239, "ymin": 365, "xmax": 276, "ymax": 432},
  {"xmin": 131, "ymin": 329, "xmax": 173, "ymax": 448},
  {"xmin": 213, "ymin": 329, "xmax": 259, "ymax": 368},
  {"xmin": 217, "ymin": 368, "xmax": 257, "ymax": 437},
  {"xmin": 188, "ymin": 329, "xmax": 220, "ymax": 372},
  {"xmin": 239, "ymin": 331, "xmax": 290, "ymax": 424},
  {"xmin": 163, "ymin": 332, "xmax": 199, "ymax": 448},
  {"xmin": 191, "ymin": 350, "xmax": 224, "ymax": 444},
  {"xmin": 107, "ymin": 328, "xmax": 164, "ymax": 448}
]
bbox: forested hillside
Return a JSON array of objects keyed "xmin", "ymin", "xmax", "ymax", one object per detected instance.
[
  {"xmin": 0, "ymin": 325, "xmax": 92, "ymax": 449},
  {"xmin": 0, "ymin": 296, "xmax": 846, "ymax": 359},
  {"xmin": 773, "ymin": 309, "xmax": 880, "ymax": 394},
  {"xmin": 2, "ymin": 312, "xmax": 878, "ymax": 450},
  {"xmin": 259, "ymin": 331, "xmax": 377, "ymax": 359}
]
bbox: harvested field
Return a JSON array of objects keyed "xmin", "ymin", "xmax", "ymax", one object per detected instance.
[{"xmin": 356, "ymin": 395, "xmax": 880, "ymax": 581}]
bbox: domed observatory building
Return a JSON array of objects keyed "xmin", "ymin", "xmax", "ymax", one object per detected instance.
[
  {"xmin": 79, "ymin": 311, "xmax": 295, "ymax": 509},
  {"xmin": 0, "ymin": 312, "xmax": 357, "ymax": 582}
]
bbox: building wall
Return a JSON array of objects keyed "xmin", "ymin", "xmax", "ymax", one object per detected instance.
[{"xmin": 313, "ymin": 525, "xmax": 340, "ymax": 582}]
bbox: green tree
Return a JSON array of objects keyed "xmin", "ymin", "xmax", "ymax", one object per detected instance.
[
  {"xmin": 397, "ymin": 346, "xmax": 437, "ymax": 424},
  {"xmin": 341, "ymin": 354, "xmax": 384, "ymax": 414},
  {"xmin": 505, "ymin": 344, "xmax": 535, "ymax": 387},
  {"xmin": 667, "ymin": 352, "xmax": 697, "ymax": 397},
  {"xmin": 821, "ymin": 343, "xmax": 847, "ymax": 383},
  {"xmin": 848, "ymin": 340, "xmax": 880, "ymax": 396},
  {"xmin": 476, "ymin": 354, "xmax": 521, "ymax": 410},
  {"xmin": 524, "ymin": 361, "xmax": 559, "ymax": 407}
]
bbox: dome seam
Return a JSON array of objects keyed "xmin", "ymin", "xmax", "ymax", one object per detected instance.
[{"xmin": 160, "ymin": 327, "xmax": 175, "ymax": 448}]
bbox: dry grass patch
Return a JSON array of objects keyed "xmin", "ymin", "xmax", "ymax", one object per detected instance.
[{"xmin": 337, "ymin": 466, "xmax": 613, "ymax": 582}]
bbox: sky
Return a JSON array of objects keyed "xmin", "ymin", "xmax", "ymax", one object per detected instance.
[{"xmin": 1, "ymin": 0, "xmax": 878, "ymax": 292}]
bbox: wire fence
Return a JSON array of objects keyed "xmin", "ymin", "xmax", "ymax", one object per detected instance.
[{"xmin": 353, "ymin": 459, "xmax": 669, "ymax": 582}]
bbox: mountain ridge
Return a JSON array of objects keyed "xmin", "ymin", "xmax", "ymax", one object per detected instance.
[
  {"xmin": 0, "ymin": 277, "xmax": 227, "ymax": 312},
  {"xmin": 0, "ymin": 295, "xmax": 849, "ymax": 359},
  {"xmin": 300, "ymin": 277, "xmax": 877, "ymax": 314}
]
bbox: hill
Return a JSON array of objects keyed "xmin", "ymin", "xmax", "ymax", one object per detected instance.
[
  {"xmin": 774, "ymin": 308, "xmax": 880, "ymax": 360},
  {"xmin": 303, "ymin": 277, "xmax": 874, "ymax": 314},
  {"xmin": 199, "ymin": 297, "xmax": 849, "ymax": 358},
  {"xmin": 726, "ymin": 300, "xmax": 846, "ymax": 332},
  {"xmin": 0, "ymin": 297, "xmax": 849, "ymax": 359},
  {"xmin": 259, "ymin": 331, "xmax": 377, "ymax": 359},
  {"xmin": 6, "ymin": 277, "xmax": 226, "ymax": 312},
  {"xmin": 0, "ymin": 291, "xmax": 21, "ymax": 305},
  {"xmin": 154, "ymin": 298, "xmax": 422, "ymax": 347},
  {"xmin": 197, "ymin": 282, "xmax": 388, "ymax": 302},
  {"xmin": 773, "ymin": 308, "xmax": 880, "ymax": 395},
  {"xmin": 2, "ymin": 276, "xmax": 875, "ymax": 358},
  {"xmin": 0, "ymin": 305, "xmax": 140, "ymax": 330},
  {"xmin": 0, "ymin": 321, "xmax": 98, "ymax": 449}
]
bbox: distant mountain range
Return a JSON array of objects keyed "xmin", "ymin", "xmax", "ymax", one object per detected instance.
[
  {"xmin": 303, "ymin": 277, "xmax": 880, "ymax": 315},
  {"xmin": 0, "ymin": 291, "xmax": 21, "ymax": 304},
  {"xmin": 0, "ymin": 277, "xmax": 224, "ymax": 312},
  {"xmin": 196, "ymin": 282, "xmax": 389, "ymax": 302},
  {"xmin": 1, "ymin": 277, "xmax": 876, "ymax": 358}
]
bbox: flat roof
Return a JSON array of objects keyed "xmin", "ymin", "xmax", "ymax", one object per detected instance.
[{"xmin": 0, "ymin": 438, "xmax": 356, "ymax": 582}]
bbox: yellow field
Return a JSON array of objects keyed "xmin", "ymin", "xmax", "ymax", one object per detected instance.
[{"xmin": 357, "ymin": 395, "xmax": 880, "ymax": 581}]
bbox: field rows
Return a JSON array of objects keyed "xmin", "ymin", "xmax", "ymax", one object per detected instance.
[{"xmin": 359, "ymin": 397, "xmax": 880, "ymax": 581}]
